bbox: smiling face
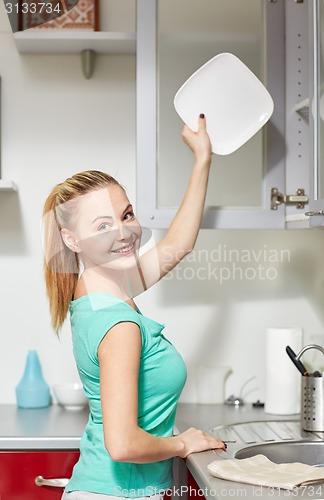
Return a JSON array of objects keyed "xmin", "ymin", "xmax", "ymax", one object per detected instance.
[{"xmin": 61, "ymin": 184, "xmax": 142, "ymax": 272}]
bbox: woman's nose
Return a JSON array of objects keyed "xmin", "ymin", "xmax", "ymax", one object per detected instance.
[{"xmin": 117, "ymin": 223, "xmax": 130, "ymax": 241}]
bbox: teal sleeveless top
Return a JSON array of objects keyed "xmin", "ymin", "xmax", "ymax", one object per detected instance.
[{"xmin": 65, "ymin": 293, "xmax": 187, "ymax": 497}]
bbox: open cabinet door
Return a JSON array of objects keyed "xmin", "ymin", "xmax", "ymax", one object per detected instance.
[
  {"xmin": 308, "ymin": 0, "xmax": 324, "ymax": 227},
  {"xmin": 136, "ymin": 0, "xmax": 287, "ymax": 229}
]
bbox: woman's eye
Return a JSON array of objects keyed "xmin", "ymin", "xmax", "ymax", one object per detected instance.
[
  {"xmin": 124, "ymin": 211, "xmax": 135, "ymax": 221},
  {"xmin": 98, "ymin": 223, "xmax": 111, "ymax": 231}
]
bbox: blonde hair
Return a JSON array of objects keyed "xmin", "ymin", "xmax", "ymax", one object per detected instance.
[{"xmin": 42, "ymin": 170, "xmax": 122, "ymax": 334}]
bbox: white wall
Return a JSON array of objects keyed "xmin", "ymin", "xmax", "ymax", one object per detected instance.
[
  {"xmin": 0, "ymin": 2, "xmax": 324, "ymax": 407},
  {"xmin": 136, "ymin": 229, "xmax": 324, "ymax": 403},
  {"xmin": 0, "ymin": 2, "xmax": 136, "ymax": 402}
]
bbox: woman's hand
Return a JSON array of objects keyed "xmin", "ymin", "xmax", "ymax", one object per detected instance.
[
  {"xmin": 181, "ymin": 114, "xmax": 212, "ymax": 167},
  {"xmin": 176, "ymin": 427, "xmax": 226, "ymax": 458}
]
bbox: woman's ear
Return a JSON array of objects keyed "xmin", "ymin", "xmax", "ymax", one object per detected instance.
[{"xmin": 61, "ymin": 228, "xmax": 80, "ymax": 253}]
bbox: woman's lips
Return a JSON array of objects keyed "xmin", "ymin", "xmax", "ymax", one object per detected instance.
[{"xmin": 111, "ymin": 242, "xmax": 135, "ymax": 256}]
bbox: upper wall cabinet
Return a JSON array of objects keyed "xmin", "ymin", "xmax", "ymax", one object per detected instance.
[
  {"xmin": 308, "ymin": 0, "xmax": 324, "ymax": 227},
  {"xmin": 136, "ymin": 0, "xmax": 310, "ymax": 229}
]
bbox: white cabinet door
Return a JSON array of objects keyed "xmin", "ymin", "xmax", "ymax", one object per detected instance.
[
  {"xmin": 285, "ymin": 0, "xmax": 311, "ymax": 228},
  {"xmin": 307, "ymin": 0, "xmax": 324, "ymax": 227},
  {"xmin": 136, "ymin": 0, "xmax": 309, "ymax": 229}
]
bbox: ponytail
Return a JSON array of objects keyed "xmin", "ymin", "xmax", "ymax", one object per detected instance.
[{"xmin": 42, "ymin": 170, "xmax": 121, "ymax": 334}]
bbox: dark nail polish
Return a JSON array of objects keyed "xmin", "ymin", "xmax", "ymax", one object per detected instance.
[
  {"xmin": 223, "ymin": 442, "xmax": 227, "ymax": 449},
  {"xmin": 199, "ymin": 113, "xmax": 205, "ymax": 119}
]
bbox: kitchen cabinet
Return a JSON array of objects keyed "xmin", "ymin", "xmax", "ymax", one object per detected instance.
[
  {"xmin": 4, "ymin": 1, "xmax": 317, "ymax": 223},
  {"xmin": 0, "ymin": 406, "xmax": 87, "ymax": 499},
  {"xmin": 136, "ymin": 0, "xmax": 311, "ymax": 229},
  {"xmin": 0, "ymin": 404, "xmax": 304, "ymax": 500},
  {"xmin": 307, "ymin": 0, "xmax": 324, "ymax": 227},
  {"xmin": 187, "ymin": 470, "xmax": 205, "ymax": 499},
  {"xmin": 0, "ymin": 450, "xmax": 79, "ymax": 499}
]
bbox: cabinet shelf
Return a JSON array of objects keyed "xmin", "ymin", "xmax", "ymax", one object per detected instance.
[
  {"xmin": 0, "ymin": 180, "xmax": 17, "ymax": 192},
  {"xmin": 14, "ymin": 30, "xmax": 136, "ymax": 54}
]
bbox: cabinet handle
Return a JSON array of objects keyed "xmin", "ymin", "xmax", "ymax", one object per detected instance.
[
  {"xmin": 35, "ymin": 475, "xmax": 69, "ymax": 488},
  {"xmin": 304, "ymin": 210, "xmax": 324, "ymax": 216}
]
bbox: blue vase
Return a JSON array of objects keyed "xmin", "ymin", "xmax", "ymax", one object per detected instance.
[{"xmin": 15, "ymin": 350, "xmax": 51, "ymax": 408}]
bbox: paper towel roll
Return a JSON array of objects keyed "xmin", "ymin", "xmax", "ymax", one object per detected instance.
[{"xmin": 265, "ymin": 327, "xmax": 303, "ymax": 415}]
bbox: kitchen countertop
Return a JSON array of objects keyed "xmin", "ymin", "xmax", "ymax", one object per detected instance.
[
  {"xmin": 0, "ymin": 402, "xmax": 294, "ymax": 450},
  {"xmin": 175, "ymin": 401, "xmax": 300, "ymax": 432},
  {"xmin": 0, "ymin": 404, "xmax": 89, "ymax": 449},
  {"xmin": 0, "ymin": 403, "xmax": 323, "ymax": 499},
  {"xmin": 175, "ymin": 404, "xmax": 324, "ymax": 500}
]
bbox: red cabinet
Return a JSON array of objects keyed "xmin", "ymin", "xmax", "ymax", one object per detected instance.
[
  {"xmin": 0, "ymin": 450, "xmax": 202, "ymax": 500},
  {"xmin": 0, "ymin": 450, "xmax": 79, "ymax": 500},
  {"xmin": 188, "ymin": 471, "xmax": 206, "ymax": 499}
]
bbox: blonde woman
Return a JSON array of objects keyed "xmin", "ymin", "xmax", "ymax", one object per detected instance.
[{"xmin": 43, "ymin": 115, "xmax": 226, "ymax": 500}]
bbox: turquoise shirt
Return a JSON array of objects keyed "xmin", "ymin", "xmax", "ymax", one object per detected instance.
[{"xmin": 66, "ymin": 293, "xmax": 187, "ymax": 497}]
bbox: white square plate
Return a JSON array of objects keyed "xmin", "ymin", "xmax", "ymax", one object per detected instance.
[{"xmin": 174, "ymin": 53, "xmax": 274, "ymax": 155}]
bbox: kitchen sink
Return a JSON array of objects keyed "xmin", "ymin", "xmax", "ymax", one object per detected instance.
[
  {"xmin": 204, "ymin": 421, "xmax": 324, "ymax": 498},
  {"xmin": 235, "ymin": 440, "xmax": 324, "ymax": 467},
  {"xmin": 207, "ymin": 420, "xmax": 324, "ymax": 467}
]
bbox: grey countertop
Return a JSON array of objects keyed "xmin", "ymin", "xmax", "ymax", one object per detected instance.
[
  {"xmin": 0, "ymin": 403, "xmax": 322, "ymax": 499},
  {"xmin": 175, "ymin": 401, "xmax": 298, "ymax": 432},
  {"xmin": 0, "ymin": 402, "xmax": 289, "ymax": 449},
  {"xmin": 175, "ymin": 404, "xmax": 324, "ymax": 500},
  {"xmin": 0, "ymin": 404, "xmax": 89, "ymax": 449}
]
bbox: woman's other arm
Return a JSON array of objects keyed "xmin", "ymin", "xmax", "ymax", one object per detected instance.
[{"xmin": 98, "ymin": 321, "xmax": 224, "ymax": 463}]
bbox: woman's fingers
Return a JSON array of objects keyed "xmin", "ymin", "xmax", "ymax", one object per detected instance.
[
  {"xmin": 178, "ymin": 427, "xmax": 227, "ymax": 457},
  {"xmin": 205, "ymin": 433, "xmax": 226, "ymax": 450},
  {"xmin": 198, "ymin": 113, "xmax": 206, "ymax": 129},
  {"xmin": 181, "ymin": 124, "xmax": 194, "ymax": 143},
  {"xmin": 213, "ymin": 439, "xmax": 227, "ymax": 451},
  {"xmin": 181, "ymin": 115, "xmax": 212, "ymax": 164},
  {"xmin": 182, "ymin": 115, "xmax": 206, "ymax": 140}
]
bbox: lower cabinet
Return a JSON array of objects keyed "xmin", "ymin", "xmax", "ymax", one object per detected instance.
[
  {"xmin": 0, "ymin": 451, "xmax": 204, "ymax": 500},
  {"xmin": 188, "ymin": 471, "xmax": 206, "ymax": 499},
  {"xmin": 0, "ymin": 450, "xmax": 80, "ymax": 500}
]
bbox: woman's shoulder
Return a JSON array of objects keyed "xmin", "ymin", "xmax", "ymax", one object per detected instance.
[
  {"xmin": 71, "ymin": 292, "xmax": 166, "ymax": 336},
  {"xmin": 70, "ymin": 294, "xmax": 142, "ymax": 351}
]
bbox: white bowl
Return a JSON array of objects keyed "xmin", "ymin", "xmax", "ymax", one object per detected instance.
[{"xmin": 53, "ymin": 383, "xmax": 88, "ymax": 411}]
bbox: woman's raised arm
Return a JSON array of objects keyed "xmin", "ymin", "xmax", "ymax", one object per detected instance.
[{"xmin": 136, "ymin": 114, "xmax": 212, "ymax": 290}]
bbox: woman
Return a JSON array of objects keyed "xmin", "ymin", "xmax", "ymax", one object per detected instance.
[{"xmin": 43, "ymin": 114, "xmax": 226, "ymax": 500}]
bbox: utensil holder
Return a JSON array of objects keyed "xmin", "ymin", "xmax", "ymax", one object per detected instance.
[{"xmin": 296, "ymin": 344, "xmax": 324, "ymax": 432}]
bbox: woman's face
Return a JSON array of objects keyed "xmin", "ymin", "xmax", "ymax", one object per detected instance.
[{"xmin": 65, "ymin": 184, "xmax": 142, "ymax": 272}]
